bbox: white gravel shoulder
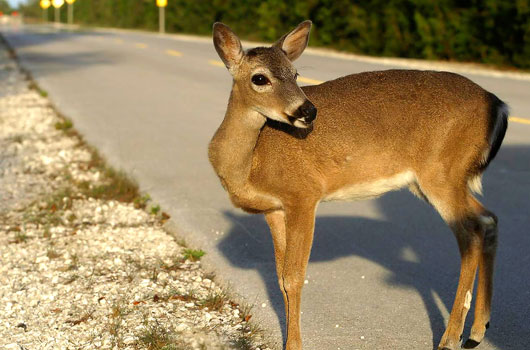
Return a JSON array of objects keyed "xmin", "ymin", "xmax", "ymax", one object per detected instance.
[{"xmin": 0, "ymin": 38, "xmax": 270, "ymax": 350}]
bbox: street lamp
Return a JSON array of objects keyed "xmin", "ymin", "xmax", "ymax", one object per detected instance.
[
  {"xmin": 156, "ymin": 0, "xmax": 167, "ymax": 34},
  {"xmin": 65, "ymin": 0, "xmax": 75, "ymax": 25},
  {"xmin": 52, "ymin": 0, "xmax": 64, "ymax": 24},
  {"xmin": 40, "ymin": 0, "xmax": 51, "ymax": 22}
]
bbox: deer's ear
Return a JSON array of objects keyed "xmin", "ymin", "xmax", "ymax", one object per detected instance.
[
  {"xmin": 213, "ymin": 22, "xmax": 244, "ymax": 74},
  {"xmin": 274, "ymin": 20, "xmax": 312, "ymax": 62}
]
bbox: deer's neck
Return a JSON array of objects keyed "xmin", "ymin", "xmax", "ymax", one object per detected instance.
[{"xmin": 208, "ymin": 90, "xmax": 266, "ymax": 192}]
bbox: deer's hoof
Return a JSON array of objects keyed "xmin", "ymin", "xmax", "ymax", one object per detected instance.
[
  {"xmin": 463, "ymin": 339, "xmax": 481, "ymax": 349},
  {"xmin": 466, "ymin": 321, "xmax": 490, "ymax": 348}
]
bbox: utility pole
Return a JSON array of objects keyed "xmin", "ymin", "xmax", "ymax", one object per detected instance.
[
  {"xmin": 66, "ymin": 0, "xmax": 76, "ymax": 25},
  {"xmin": 156, "ymin": 0, "xmax": 167, "ymax": 34},
  {"xmin": 40, "ymin": 0, "xmax": 51, "ymax": 22},
  {"xmin": 52, "ymin": 0, "xmax": 64, "ymax": 24}
]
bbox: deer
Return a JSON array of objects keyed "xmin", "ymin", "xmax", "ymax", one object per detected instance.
[{"xmin": 208, "ymin": 20, "xmax": 508, "ymax": 350}]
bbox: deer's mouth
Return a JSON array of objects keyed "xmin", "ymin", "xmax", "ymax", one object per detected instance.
[{"xmin": 287, "ymin": 115, "xmax": 312, "ymax": 129}]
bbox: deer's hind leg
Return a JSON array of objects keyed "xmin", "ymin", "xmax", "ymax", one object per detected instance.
[
  {"xmin": 417, "ymin": 180, "xmax": 493, "ymax": 350},
  {"xmin": 464, "ymin": 198, "xmax": 498, "ymax": 349}
]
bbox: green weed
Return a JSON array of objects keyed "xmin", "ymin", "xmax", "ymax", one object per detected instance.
[
  {"xmin": 182, "ymin": 249, "xmax": 205, "ymax": 262},
  {"xmin": 55, "ymin": 119, "xmax": 73, "ymax": 131},
  {"xmin": 150, "ymin": 204, "xmax": 161, "ymax": 215}
]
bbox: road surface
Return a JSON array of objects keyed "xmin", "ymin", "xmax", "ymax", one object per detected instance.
[{"xmin": 2, "ymin": 23, "xmax": 529, "ymax": 350}]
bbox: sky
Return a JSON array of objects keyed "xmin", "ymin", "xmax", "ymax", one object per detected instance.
[{"xmin": 7, "ymin": 0, "xmax": 28, "ymax": 8}]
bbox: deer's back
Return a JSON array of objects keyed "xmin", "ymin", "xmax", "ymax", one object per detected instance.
[{"xmin": 251, "ymin": 70, "xmax": 495, "ymax": 200}]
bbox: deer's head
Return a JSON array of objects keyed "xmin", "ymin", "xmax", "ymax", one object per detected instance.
[{"xmin": 213, "ymin": 21, "xmax": 317, "ymax": 129}]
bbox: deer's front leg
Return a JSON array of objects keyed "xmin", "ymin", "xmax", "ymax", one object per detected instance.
[
  {"xmin": 265, "ymin": 210, "xmax": 288, "ymax": 317},
  {"xmin": 282, "ymin": 203, "xmax": 317, "ymax": 350}
]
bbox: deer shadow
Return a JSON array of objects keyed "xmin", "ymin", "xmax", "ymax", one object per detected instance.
[{"xmin": 217, "ymin": 145, "xmax": 530, "ymax": 350}]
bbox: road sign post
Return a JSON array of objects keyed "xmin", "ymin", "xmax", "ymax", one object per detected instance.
[
  {"xmin": 66, "ymin": 0, "xmax": 75, "ymax": 25},
  {"xmin": 52, "ymin": 0, "xmax": 64, "ymax": 24},
  {"xmin": 40, "ymin": 0, "xmax": 51, "ymax": 22},
  {"xmin": 156, "ymin": 0, "xmax": 167, "ymax": 34}
]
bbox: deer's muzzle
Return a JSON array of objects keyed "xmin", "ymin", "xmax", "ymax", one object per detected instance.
[{"xmin": 289, "ymin": 100, "xmax": 317, "ymax": 128}]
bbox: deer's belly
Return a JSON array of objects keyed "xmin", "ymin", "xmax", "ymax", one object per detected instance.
[{"xmin": 322, "ymin": 170, "xmax": 416, "ymax": 202}]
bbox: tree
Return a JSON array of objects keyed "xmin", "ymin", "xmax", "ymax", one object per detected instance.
[
  {"xmin": 16, "ymin": 0, "xmax": 530, "ymax": 69},
  {"xmin": 0, "ymin": 0, "xmax": 12, "ymax": 13}
]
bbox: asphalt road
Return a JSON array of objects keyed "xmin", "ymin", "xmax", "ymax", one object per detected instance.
[{"xmin": 2, "ymin": 23, "xmax": 529, "ymax": 350}]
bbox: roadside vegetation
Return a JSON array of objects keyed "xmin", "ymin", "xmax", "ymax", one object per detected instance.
[
  {"xmin": 19, "ymin": 0, "xmax": 530, "ymax": 70},
  {"xmin": 0, "ymin": 49, "xmax": 271, "ymax": 349},
  {"xmin": 0, "ymin": 0, "xmax": 11, "ymax": 13}
]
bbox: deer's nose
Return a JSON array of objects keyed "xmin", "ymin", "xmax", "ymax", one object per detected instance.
[{"xmin": 298, "ymin": 100, "xmax": 317, "ymax": 122}]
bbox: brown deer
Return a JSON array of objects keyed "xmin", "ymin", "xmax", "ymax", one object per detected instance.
[{"xmin": 208, "ymin": 20, "xmax": 508, "ymax": 350}]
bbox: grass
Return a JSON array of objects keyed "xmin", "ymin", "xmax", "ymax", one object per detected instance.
[
  {"xmin": 67, "ymin": 253, "xmax": 79, "ymax": 271},
  {"xmin": 42, "ymin": 226, "xmax": 51, "ymax": 238},
  {"xmin": 108, "ymin": 317, "xmax": 123, "ymax": 348},
  {"xmin": 27, "ymin": 109, "xmax": 169, "ymax": 225},
  {"xmin": 111, "ymin": 303, "xmax": 127, "ymax": 319},
  {"xmin": 137, "ymin": 320, "xmax": 186, "ymax": 350},
  {"xmin": 232, "ymin": 336, "xmax": 253, "ymax": 350},
  {"xmin": 169, "ymin": 288, "xmax": 196, "ymax": 303},
  {"xmin": 134, "ymin": 194, "xmax": 151, "ymax": 209},
  {"xmin": 22, "ymin": 187, "xmax": 75, "ymax": 227},
  {"xmin": 107, "ymin": 301, "xmax": 127, "ymax": 348},
  {"xmin": 28, "ymin": 81, "xmax": 48, "ymax": 97},
  {"xmin": 66, "ymin": 310, "xmax": 94, "ymax": 326},
  {"xmin": 150, "ymin": 267, "xmax": 159, "ymax": 282},
  {"xmin": 17, "ymin": 130, "xmax": 151, "ymax": 237},
  {"xmin": 182, "ymin": 249, "xmax": 205, "ymax": 262},
  {"xmin": 46, "ymin": 187, "xmax": 75, "ymax": 211},
  {"xmin": 12, "ymin": 231, "xmax": 28, "ymax": 244},
  {"xmin": 199, "ymin": 289, "xmax": 227, "ymax": 312},
  {"xmin": 231, "ymin": 323, "xmax": 265, "ymax": 350},
  {"xmin": 65, "ymin": 145, "xmax": 146, "ymax": 206},
  {"xmin": 55, "ymin": 119, "xmax": 73, "ymax": 131},
  {"xmin": 50, "ymin": 116, "xmax": 143, "ymax": 205},
  {"xmin": 25, "ymin": 211, "xmax": 62, "ymax": 227},
  {"xmin": 230, "ymin": 301, "xmax": 269, "ymax": 350},
  {"xmin": 239, "ymin": 303, "xmax": 254, "ymax": 323},
  {"xmin": 150, "ymin": 204, "xmax": 161, "ymax": 215},
  {"xmin": 78, "ymin": 165, "xmax": 140, "ymax": 203}
]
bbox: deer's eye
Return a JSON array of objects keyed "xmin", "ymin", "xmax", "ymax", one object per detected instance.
[{"xmin": 251, "ymin": 74, "xmax": 270, "ymax": 86}]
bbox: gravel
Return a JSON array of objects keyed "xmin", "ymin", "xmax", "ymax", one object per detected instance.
[{"xmin": 0, "ymin": 38, "xmax": 271, "ymax": 350}]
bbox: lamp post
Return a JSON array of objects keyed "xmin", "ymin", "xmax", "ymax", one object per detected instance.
[
  {"xmin": 40, "ymin": 0, "xmax": 51, "ymax": 22},
  {"xmin": 156, "ymin": 0, "xmax": 167, "ymax": 34},
  {"xmin": 52, "ymin": 0, "xmax": 64, "ymax": 24},
  {"xmin": 65, "ymin": 0, "xmax": 75, "ymax": 25}
]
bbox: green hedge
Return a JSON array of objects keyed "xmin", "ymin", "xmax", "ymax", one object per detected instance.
[{"xmin": 21, "ymin": 0, "xmax": 530, "ymax": 69}]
